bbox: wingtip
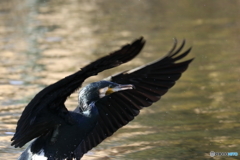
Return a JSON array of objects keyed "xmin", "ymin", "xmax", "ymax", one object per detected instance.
[
  {"xmin": 167, "ymin": 38, "xmax": 178, "ymax": 56},
  {"xmin": 172, "ymin": 37, "xmax": 177, "ymax": 43},
  {"xmin": 134, "ymin": 36, "xmax": 146, "ymax": 45},
  {"xmin": 188, "ymin": 57, "xmax": 195, "ymax": 63},
  {"xmin": 187, "ymin": 47, "xmax": 192, "ymax": 54},
  {"xmin": 139, "ymin": 36, "xmax": 144, "ymax": 40}
]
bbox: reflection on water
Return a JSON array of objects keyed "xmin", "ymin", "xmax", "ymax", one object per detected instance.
[{"xmin": 0, "ymin": 0, "xmax": 240, "ymax": 159}]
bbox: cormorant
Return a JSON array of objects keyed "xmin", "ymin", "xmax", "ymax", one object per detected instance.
[{"xmin": 11, "ymin": 37, "xmax": 193, "ymax": 160}]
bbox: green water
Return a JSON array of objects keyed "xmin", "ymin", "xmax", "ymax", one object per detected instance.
[{"xmin": 0, "ymin": 0, "xmax": 240, "ymax": 159}]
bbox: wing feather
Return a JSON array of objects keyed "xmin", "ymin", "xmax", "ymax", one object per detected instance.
[
  {"xmin": 11, "ymin": 37, "xmax": 145, "ymax": 148},
  {"xmin": 73, "ymin": 39, "xmax": 193, "ymax": 159}
]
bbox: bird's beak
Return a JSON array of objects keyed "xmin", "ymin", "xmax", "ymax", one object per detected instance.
[
  {"xmin": 109, "ymin": 84, "xmax": 135, "ymax": 93},
  {"xmin": 106, "ymin": 84, "xmax": 135, "ymax": 95},
  {"xmin": 99, "ymin": 84, "xmax": 134, "ymax": 98}
]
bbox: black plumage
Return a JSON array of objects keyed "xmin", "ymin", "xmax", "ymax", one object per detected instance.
[{"xmin": 11, "ymin": 37, "xmax": 193, "ymax": 160}]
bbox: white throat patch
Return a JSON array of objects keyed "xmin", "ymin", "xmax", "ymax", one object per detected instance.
[{"xmin": 99, "ymin": 87, "xmax": 109, "ymax": 98}]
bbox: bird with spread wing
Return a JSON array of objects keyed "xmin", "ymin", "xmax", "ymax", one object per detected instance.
[{"xmin": 11, "ymin": 37, "xmax": 193, "ymax": 160}]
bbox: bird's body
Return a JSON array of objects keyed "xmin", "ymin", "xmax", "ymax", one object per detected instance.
[
  {"xmin": 12, "ymin": 37, "xmax": 193, "ymax": 160},
  {"xmin": 19, "ymin": 111, "xmax": 97, "ymax": 160},
  {"xmin": 22, "ymin": 111, "xmax": 98, "ymax": 160}
]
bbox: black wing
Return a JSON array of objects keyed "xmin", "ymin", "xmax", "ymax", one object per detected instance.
[
  {"xmin": 73, "ymin": 39, "xmax": 193, "ymax": 159},
  {"xmin": 11, "ymin": 37, "xmax": 145, "ymax": 148}
]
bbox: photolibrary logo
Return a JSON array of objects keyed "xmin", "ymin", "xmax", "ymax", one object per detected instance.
[
  {"xmin": 210, "ymin": 151, "xmax": 215, "ymax": 157},
  {"xmin": 210, "ymin": 151, "xmax": 238, "ymax": 157}
]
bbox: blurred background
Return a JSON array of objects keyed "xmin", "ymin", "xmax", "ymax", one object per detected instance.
[{"xmin": 0, "ymin": 0, "xmax": 240, "ymax": 159}]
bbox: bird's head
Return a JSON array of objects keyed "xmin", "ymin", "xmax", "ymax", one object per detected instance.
[{"xmin": 78, "ymin": 81, "xmax": 134, "ymax": 107}]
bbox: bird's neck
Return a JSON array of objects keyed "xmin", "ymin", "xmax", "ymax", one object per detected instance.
[{"xmin": 78, "ymin": 101, "xmax": 98, "ymax": 118}]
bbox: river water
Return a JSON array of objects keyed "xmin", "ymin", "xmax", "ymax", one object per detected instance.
[{"xmin": 0, "ymin": 0, "xmax": 240, "ymax": 159}]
